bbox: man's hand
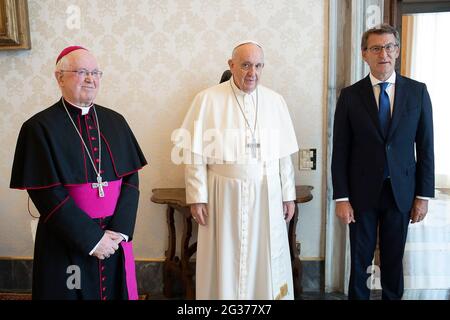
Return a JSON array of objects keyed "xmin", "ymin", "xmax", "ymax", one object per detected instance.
[
  {"xmin": 335, "ymin": 201, "xmax": 355, "ymax": 224},
  {"xmin": 105, "ymin": 230, "xmax": 125, "ymax": 245},
  {"xmin": 190, "ymin": 203, "xmax": 208, "ymax": 226},
  {"xmin": 92, "ymin": 232, "xmax": 120, "ymax": 260},
  {"xmin": 410, "ymin": 198, "xmax": 428, "ymax": 223},
  {"xmin": 283, "ymin": 201, "xmax": 295, "ymax": 223}
]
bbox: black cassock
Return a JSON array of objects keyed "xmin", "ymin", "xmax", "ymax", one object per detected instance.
[{"xmin": 10, "ymin": 99, "xmax": 147, "ymax": 300}]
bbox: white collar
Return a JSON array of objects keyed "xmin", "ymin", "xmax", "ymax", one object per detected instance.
[
  {"xmin": 65, "ymin": 98, "xmax": 93, "ymax": 115},
  {"xmin": 369, "ymin": 71, "xmax": 396, "ymax": 87}
]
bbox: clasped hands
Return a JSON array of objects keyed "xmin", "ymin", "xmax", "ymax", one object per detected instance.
[{"xmin": 92, "ymin": 230, "xmax": 124, "ymax": 260}]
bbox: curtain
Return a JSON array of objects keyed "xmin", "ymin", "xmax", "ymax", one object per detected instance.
[{"xmin": 403, "ymin": 12, "xmax": 450, "ymax": 291}]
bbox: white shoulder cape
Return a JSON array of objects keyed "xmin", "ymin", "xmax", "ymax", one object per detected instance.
[{"xmin": 173, "ymin": 81, "xmax": 299, "ymax": 162}]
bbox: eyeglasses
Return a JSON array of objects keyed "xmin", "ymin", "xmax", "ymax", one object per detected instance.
[
  {"xmin": 60, "ymin": 69, "xmax": 103, "ymax": 79},
  {"xmin": 240, "ymin": 63, "xmax": 264, "ymax": 72},
  {"xmin": 366, "ymin": 43, "xmax": 398, "ymax": 54}
]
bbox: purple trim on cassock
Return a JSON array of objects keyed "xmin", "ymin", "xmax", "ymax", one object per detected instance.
[{"xmin": 65, "ymin": 178, "xmax": 138, "ymax": 300}]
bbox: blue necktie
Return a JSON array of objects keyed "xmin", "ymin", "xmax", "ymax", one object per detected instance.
[
  {"xmin": 378, "ymin": 82, "xmax": 390, "ymax": 178},
  {"xmin": 378, "ymin": 82, "xmax": 390, "ymax": 138}
]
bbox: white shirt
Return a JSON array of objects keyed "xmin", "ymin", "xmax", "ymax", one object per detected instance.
[{"xmin": 369, "ymin": 71, "xmax": 396, "ymax": 115}]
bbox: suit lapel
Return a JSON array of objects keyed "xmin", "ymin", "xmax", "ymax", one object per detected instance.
[
  {"xmin": 358, "ymin": 75, "xmax": 384, "ymax": 138},
  {"xmin": 387, "ymin": 74, "xmax": 407, "ymax": 141}
]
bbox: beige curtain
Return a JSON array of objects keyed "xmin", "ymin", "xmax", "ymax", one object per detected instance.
[{"xmin": 402, "ymin": 12, "xmax": 450, "ymax": 294}]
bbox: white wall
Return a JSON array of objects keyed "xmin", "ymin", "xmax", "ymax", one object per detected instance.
[{"xmin": 0, "ymin": 0, "xmax": 327, "ymax": 259}]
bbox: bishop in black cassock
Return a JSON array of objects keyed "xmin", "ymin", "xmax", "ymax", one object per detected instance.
[{"xmin": 10, "ymin": 46, "xmax": 147, "ymax": 300}]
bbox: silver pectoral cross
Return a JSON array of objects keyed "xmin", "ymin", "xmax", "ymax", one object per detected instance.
[
  {"xmin": 246, "ymin": 137, "xmax": 260, "ymax": 158},
  {"xmin": 92, "ymin": 175, "xmax": 108, "ymax": 198}
]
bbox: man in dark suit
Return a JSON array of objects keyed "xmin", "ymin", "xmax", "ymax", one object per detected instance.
[{"xmin": 331, "ymin": 24, "xmax": 434, "ymax": 300}]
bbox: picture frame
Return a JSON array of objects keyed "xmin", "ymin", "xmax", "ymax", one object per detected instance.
[{"xmin": 0, "ymin": 0, "xmax": 31, "ymax": 50}]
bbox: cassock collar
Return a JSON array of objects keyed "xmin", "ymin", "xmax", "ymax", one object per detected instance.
[
  {"xmin": 229, "ymin": 76, "xmax": 258, "ymax": 98},
  {"xmin": 62, "ymin": 98, "xmax": 93, "ymax": 115}
]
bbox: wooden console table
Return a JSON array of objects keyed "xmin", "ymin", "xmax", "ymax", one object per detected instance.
[{"xmin": 151, "ymin": 185, "xmax": 313, "ymax": 299}]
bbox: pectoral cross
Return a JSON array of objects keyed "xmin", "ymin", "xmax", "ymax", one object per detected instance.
[
  {"xmin": 246, "ymin": 136, "xmax": 260, "ymax": 158},
  {"xmin": 92, "ymin": 175, "xmax": 108, "ymax": 198}
]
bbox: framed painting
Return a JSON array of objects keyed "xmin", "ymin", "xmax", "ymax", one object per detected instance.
[{"xmin": 0, "ymin": 0, "xmax": 31, "ymax": 50}]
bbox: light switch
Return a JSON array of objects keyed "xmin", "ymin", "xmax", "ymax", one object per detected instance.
[{"xmin": 299, "ymin": 148, "xmax": 317, "ymax": 170}]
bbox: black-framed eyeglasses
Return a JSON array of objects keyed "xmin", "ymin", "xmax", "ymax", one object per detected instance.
[
  {"xmin": 367, "ymin": 43, "xmax": 399, "ymax": 54},
  {"xmin": 60, "ymin": 69, "xmax": 103, "ymax": 79}
]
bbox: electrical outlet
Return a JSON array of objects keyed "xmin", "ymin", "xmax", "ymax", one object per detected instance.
[{"xmin": 298, "ymin": 149, "xmax": 316, "ymax": 170}]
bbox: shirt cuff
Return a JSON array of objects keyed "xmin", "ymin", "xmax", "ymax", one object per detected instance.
[
  {"xmin": 185, "ymin": 162, "xmax": 208, "ymax": 204},
  {"xmin": 416, "ymin": 196, "xmax": 431, "ymax": 200},
  {"xmin": 335, "ymin": 198, "xmax": 349, "ymax": 202},
  {"xmin": 119, "ymin": 233, "xmax": 128, "ymax": 242},
  {"xmin": 280, "ymin": 156, "xmax": 296, "ymax": 201},
  {"xmin": 89, "ymin": 240, "xmax": 100, "ymax": 256},
  {"xmin": 89, "ymin": 232, "xmax": 128, "ymax": 256}
]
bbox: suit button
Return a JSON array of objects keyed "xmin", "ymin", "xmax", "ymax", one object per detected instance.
[{"xmin": 386, "ymin": 145, "xmax": 391, "ymax": 150}]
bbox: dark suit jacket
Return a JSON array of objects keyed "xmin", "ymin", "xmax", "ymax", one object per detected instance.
[{"xmin": 332, "ymin": 74, "xmax": 434, "ymax": 213}]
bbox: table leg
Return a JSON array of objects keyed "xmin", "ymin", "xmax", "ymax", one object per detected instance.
[
  {"xmin": 289, "ymin": 204, "xmax": 303, "ymax": 298},
  {"xmin": 181, "ymin": 214, "xmax": 195, "ymax": 299},
  {"xmin": 163, "ymin": 206, "xmax": 177, "ymax": 298}
]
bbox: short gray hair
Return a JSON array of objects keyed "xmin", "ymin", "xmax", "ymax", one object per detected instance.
[{"xmin": 361, "ymin": 24, "xmax": 400, "ymax": 50}]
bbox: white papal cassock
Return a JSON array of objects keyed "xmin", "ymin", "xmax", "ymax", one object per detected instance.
[{"xmin": 173, "ymin": 79, "xmax": 299, "ymax": 300}]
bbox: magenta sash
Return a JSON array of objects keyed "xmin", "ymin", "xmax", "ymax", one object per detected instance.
[
  {"xmin": 65, "ymin": 179, "xmax": 138, "ymax": 300},
  {"xmin": 121, "ymin": 241, "xmax": 138, "ymax": 300},
  {"xmin": 66, "ymin": 179, "xmax": 122, "ymax": 218}
]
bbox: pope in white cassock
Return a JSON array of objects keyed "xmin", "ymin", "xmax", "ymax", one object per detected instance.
[{"xmin": 173, "ymin": 41, "xmax": 299, "ymax": 300}]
